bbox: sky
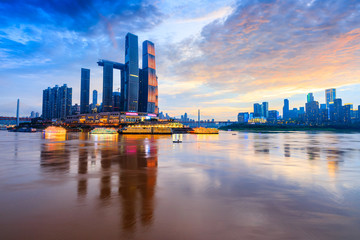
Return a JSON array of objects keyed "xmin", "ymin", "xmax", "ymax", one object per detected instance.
[{"xmin": 0, "ymin": 0, "xmax": 360, "ymax": 120}]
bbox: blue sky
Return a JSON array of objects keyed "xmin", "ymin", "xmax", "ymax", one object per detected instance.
[{"xmin": 1, "ymin": 0, "xmax": 360, "ymax": 120}]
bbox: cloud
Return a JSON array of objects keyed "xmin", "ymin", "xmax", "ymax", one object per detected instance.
[{"xmin": 158, "ymin": 0, "xmax": 360, "ymax": 118}]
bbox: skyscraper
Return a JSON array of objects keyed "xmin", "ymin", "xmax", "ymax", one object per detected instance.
[
  {"xmin": 283, "ymin": 99, "xmax": 289, "ymax": 120},
  {"xmin": 307, "ymin": 93, "xmax": 314, "ymax": 103},
  {"xmin": 93, "ymin": 90, "xmax": 98, "ymax": 105},
  {"xmin": 102, "ymin": 62, "xmax": 113, "ymax": 112},
  {"xmin": 305, "ymin": 100, "xmax": 319, "ymax": 124},
  {"xmin": 139, "ymin": 40, "xmax": 158, "ymax": 114},
  {"xmin": 333, "ymin": 98, "xmax": 343, "ymax": 123},
  {"xmin": 253, "ymin": 103, "xmax": 262, "ymax": 117},
  {"xmin": 80, "ymin": 68, "xmax": 90, "ymax": 114},
  {"xmin": 325, "ymin": 88, "xmax": 336, "ymax": 108},
  {"xmin": 122, "ymin": 33, "xmax": 139, "ymax": 112},
  {"xmin": 262, "ymin": 102, "xmax": 268, "ymax": 119}
]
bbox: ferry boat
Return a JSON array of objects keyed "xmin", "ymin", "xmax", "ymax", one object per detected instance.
[
  {"xmin": 44, "ymin": 126, "xmax": 67, "ymax": 134},
  {"xmin": 90, "ymin": 128, "xmax": 118, "ymax": 134},
  {"xmin": 189, "ymin": 127, "xmax": 219, "ymax": 134}
]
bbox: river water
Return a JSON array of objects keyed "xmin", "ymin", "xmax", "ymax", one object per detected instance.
[{"xmin": 0, "ymin": 131, "xmax": 360, "ymax": 239}]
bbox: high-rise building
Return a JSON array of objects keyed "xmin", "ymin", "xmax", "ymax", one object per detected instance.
[
  {"xmin": 42, "ymin": 84, "xmax": 72, "ymax": 120},
  {"xmin": 305, "ymin": 101, "xmax": 319, "ymax": 124},
  {"xmin": 253, "ymin": 103, "xmax": 262, "ymax": 118},
  {"xmin": 325, "ymin": 88, "xmax": 336, "ymax": 108},
  {"xmin": 307, "ymin": 93, "xmax": 314, "ymax": 103},
  {"xmin": 262, "ymin": 102, "xmax": 268, "ymax": 119},
  {"xmin": 333, "ymin": 98, "xmax": 343, "ymax": 123},
  {"xmin": 93, "ymin": 90, "xmax": 98, "ymax": 105},
  {"xmin": 343, "ymin": 104, "xmax": 352, "ymax": 124},
  {"xmin": 320, "ymin": 104, "xmax": 327, "ymax": 110},
  {"xmin": 80, "ymin": 68, "xmax": 90, "ymax": 114},
  {"xmin": 283, "ymin": 99, "xmax": 289, "ymax": 120},
  {"xmin": 238, "ymin": 112, "xmax": 249, "ymax": 123},
  {"xmin": 139, "ymin": 40, "xmax": 158, "ymax": 114},
  {"xmin": 122, "ymin": 33, "xmax": 139, "ymax": 112},
  {"xmin": 103, "ymin": 61, "xmax": 114, "ymax": 112}
]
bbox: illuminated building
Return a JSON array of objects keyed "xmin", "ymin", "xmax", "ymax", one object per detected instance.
[
  {"xmin": 139, "ymin": 40, "xmax": 158, "ymax": 114},
  {"xmin": 267, "ymin": 110, "xmax": 278, "ymax": 123},
  {"xmin": 343, "ymin": 104, "xmax": 352, "ymax": 123},
  {"xmin": 325, "ymin": 88, "xmax": 336, "ymax": 108},
  {"xmin": 112, "ymin": 92, "xmax": 121, "ymax": 111},
  {"xmin": 333, "ymin": 98, "xmax": 343, "ymax": 123},
  {"xmin": 122, "ymin": 33, "xmax": 139, "ymax": 112},
  {"xmin": 80, "ymin": 68, "xmax": 90, "ymax": 114}
]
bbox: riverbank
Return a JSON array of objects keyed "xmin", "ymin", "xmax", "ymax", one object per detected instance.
[{"xmin": 220, "ymin": 123, "xmax": 360, "ymax": 133}]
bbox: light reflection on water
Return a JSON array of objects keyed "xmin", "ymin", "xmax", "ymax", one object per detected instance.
[{"xmin": 0, "ymin": 131, "xmax": 360, "ymax": 239}]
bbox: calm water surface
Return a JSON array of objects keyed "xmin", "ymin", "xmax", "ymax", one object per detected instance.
[{"xmin": 0, "ymin": 131, "xmax": 360, "ymax": 239}]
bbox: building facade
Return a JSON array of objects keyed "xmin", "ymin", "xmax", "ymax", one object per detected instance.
[
  {"xmin": 80, "ymin": 68, "xmax": 90, "ymax": 114},
  {"xmin": 42, "ymin": 84, "xmax": 72, "ymax": 120}
]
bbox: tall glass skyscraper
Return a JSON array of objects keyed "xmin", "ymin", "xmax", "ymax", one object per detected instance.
[
  {"xmin": 93, "ymin": 90, "xmax": 98, "ymax": 105},
  {"xmin": 307, "ymin": 93, "xmax": 314, "ymax": 103},
  {"xmin": 80, "ymin": 68, "xmax": 90, "ymax": 114},
  {"xmin": 139, "ymin": 40, "xmax": 158, "ymax": 114},
  {"xmin": 283, "ymin": 99, "xmax": 289, "ymax": 120},
  {"xmin": 103, "ymin": 62, "xmax": 113, "ymax": 112},
  {"xmin": 325, "ymin": 88, "xmax": 336, "ymax": 108},
  {"xmin": 122, "ymin": 33, "xmax": 139, "ymax": 112}
]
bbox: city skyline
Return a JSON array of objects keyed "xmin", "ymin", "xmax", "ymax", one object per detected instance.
[{"xmin": 1, "ymin": 0, "xmax": 360, "ymax": 120}]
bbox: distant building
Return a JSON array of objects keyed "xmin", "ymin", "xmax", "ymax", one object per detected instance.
[
  {"xmin": 325, "ymin": 88, "xmax": 336, "ymax": 109},
  {"xmin": 93, "ymin": 90, "xmax": 98, "ymax": 105},
  {"xmin": 333, "ymin": 98, "xmax": 343, "ymax": 123},
  {"xmin": 283, "ymin": 99, "xmax": 289, "ymax": 120},
  {"xmin": 253, "ymin": 103, "xmax": 262, "ymax": 118},
  {"xmin": 35, "ymin": 112, "xmax": 39, "ymax": 118},
  {"xmin": 80, "ymin": 68, "xmax": 90, "ymax": 114},
  {"xmin": 238, "ymin": 112, "xmax": 249, "ymax": 123},
  {"xmin": 307, "ymin": 93, "xmax": 314, "ymax": 103},
  {"xmin": 267, "ymin": 110, "xmax": 278, "ymax": 123},
  {"xmin": 343, "ymin": 104, "xmax": 352, "ymax": 124},
  {"xmin": 320, "ymin": 104, "xmax": 327, "ymax": 110},
  {"xmin": 42, "ymin": 84, "xmax": 72, "ymax": 120},
  {"xmin": 30, "ymin": 111, "xmax": 35, "ymax": 118},
  {"xmin": 262, "ymin": 102, "xmax": 268, "ymax": 119},
  {"xmin": 305, "ymin": 101, "xmax": 319, "ymax": 124}
]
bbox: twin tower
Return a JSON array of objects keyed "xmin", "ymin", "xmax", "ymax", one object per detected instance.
[{"xmin": 80, "ymin": 33, "xmax": 158, "ymax": 115}]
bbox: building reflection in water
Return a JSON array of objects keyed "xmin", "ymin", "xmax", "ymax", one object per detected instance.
[
  {"xmin": 326, "ymin": 148, "xmax": 344, "ymax": 178},
  {"xmin": 253, "ymin": 134, "xmax": 270, "ymax": 154},
  {"xmin": 73, "ymin": 133, "xmax": 159, "ymax": 233},
  {"xmin": 284, "ymin": 144, "xmax": 291, "ymax": 158},
  {"xmin": 40, "ymin": 132, "xmax": 70, "ymax": 173}
]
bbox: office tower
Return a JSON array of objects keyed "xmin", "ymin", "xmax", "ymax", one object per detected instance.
[
  {"xmin": 122, "ymin": 33, "xmax": 139, "ymax": 112},
  {"xmin": 80, "ymin": 68, "xmax": 90, "ymax": 114},
  {"xmin": 307, "ymin": 93, "xmax": 314, "ymax": 103},
  {"xmin": 139, "ymin": 40, "xmax": 158, "ymax": 114},
  {"xmin": 299, "ymin": 107, "xmax": 305, "ymax": 114},
  {"xmin": 93, "ymin": 90, "xmax": 98, "ymax": 105},
  {"xmin": 238, "ymin": 112, "xmax": 249, "ymax": 123},
  {"xmin": 320, "ymin": 104, "xmax": 326, "ymax": 110},
  {"xmin": 253, "ymin": 103, "xmax": 262, "ymax": 117},
  {"xmin": 267, "ymin": 110, "xmax": 278, "ymax": 123},
  {"xmin": 333, "ymin": 98, "xmax": 343, "ymax": 123},
  {"xmin": 319, "ymin": 108, "xmax": 328, "ymax": 123},
  {"xmin": 262, "ymin": 102, "xmax": 268, "ymax": 119},
  {"xmin": 30, "ymin": 111, "xmax": 35, "ymax": 118},
  {"xmin": 42, "ymin": 84, "xmax": 72, "ymax": 120},
  {"xmin": 283, "ymin": 99, "xmax": 289, "ymax": 120},
  {"xmin": 102, "ymin": 62, "xmax": 113, "ymax": 112},
  {"xmin": 35, "ymin": 112, "xmax": 39, "ymax": 118},
  {"xmin": 325, "ymin": 88, "xmax": 336, "ymax": 108},
  {"xmin": 112, "ymin": 92, "xmax": 121, "ymax": 112},
  {"xmin": 305, "ymin": 101, "xmax": 319, "ymax": 124},
  {"xmin": 184, "ymin": 112, "xmax": 188, "ymax": 121}
]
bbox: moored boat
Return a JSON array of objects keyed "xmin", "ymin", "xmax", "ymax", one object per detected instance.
[{"xmin": 189, "ymin": 127, "xmax": 219, "ymax": 134}]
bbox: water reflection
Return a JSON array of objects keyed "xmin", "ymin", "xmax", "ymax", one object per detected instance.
[{"xmin": 41, "ymin": 133, "xmax": 70, "ymax": 173}]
